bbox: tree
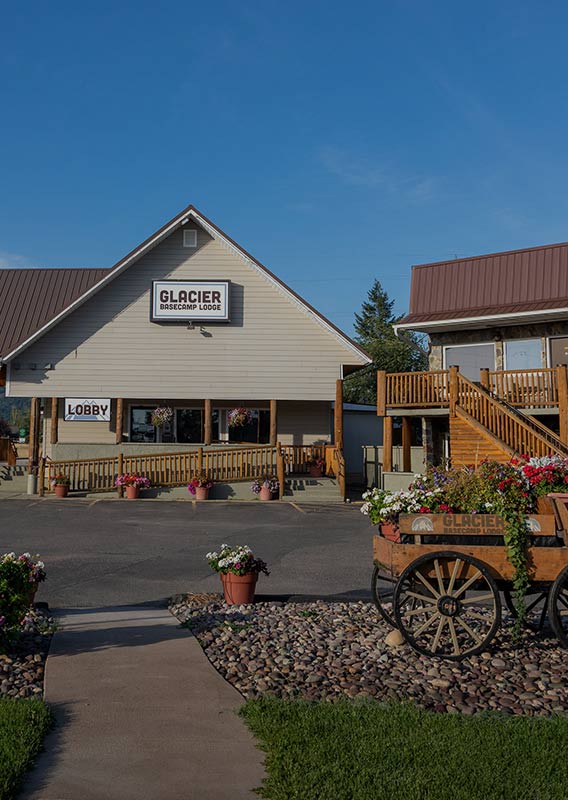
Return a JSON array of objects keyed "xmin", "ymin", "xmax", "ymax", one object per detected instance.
[{"xmin": 344, "ymin": 279, "xmax": 428, "ymax": 404}]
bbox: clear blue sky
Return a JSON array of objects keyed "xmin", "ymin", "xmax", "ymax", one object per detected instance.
[{"xmin": 1, "ymin": 1, "xmax": 567, "ymax": 335}]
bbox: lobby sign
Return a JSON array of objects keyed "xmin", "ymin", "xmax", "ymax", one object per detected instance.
[
  {"xmin": 64, "ymin": 399, "xmax": 111, "ymax": 422},
  {"xmin": 151, "ymin": 280, "xmax": 230, "ymax": 322}
]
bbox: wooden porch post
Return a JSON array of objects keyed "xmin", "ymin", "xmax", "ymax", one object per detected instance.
[
  {"xmin": 204, "ymin": 399, "xmax": 212, "ymax": 445},
  {"xmin": 334, "ymin": 379, "xmax": 343, "ymax": 449},
  {"xmin": 449, "ymin": 366, "xmax": 459, "ymax": 417},
  {"xmin": 269, "ymin": 400, "xmax": 278, "ymax": 446},
  {"xmin": 557, "ymin": 365, "xmax": 568, "ymax": 444},
  {"xmin": 377, "ymin": 371, "xmax": 387, "ymax": 416},
  {"xmin": 480, "ymin": 368, "xmax": 490, "ymax": 391},
  {"xmin": 402, "ymin": 417, "xmax": 412, "ymax": 473},
  {"xmin": 50, "ymin": 398, "xmax": 59, "ymax": 445},
  {"xmin": 28, "ymin": 397, "xmax": 41, "ymax": 474},
  {"xmin": 116, "ymin": 398, "xmax": 124, "ymax": 445},
  {"xmin": 383, "ymin": 415, "xmax": 393, "ymax": 473}
]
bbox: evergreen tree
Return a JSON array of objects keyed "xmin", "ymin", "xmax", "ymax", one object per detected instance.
[{"xmin": 344, "ymin": 279, "xmax": 428, "ymax": 404}]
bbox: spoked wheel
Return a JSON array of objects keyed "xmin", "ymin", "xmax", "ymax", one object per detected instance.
[
  {"xmin": 549, "ymin": 566, "xmax": 568, "ymax": 648},
  {"xmin": 503, "ymin": 586, "xmax": 550, "ymax": 632},
  {"xmin": 393, "ymin": 551, "xmax": 501, "ymax": 660},
  {"xmin": 371, "ymin": 565, "xmax": 397, "ymax": 628}
]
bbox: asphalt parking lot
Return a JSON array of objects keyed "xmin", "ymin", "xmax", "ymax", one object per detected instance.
[{"xmin": 0, "ymin": 499, "xmax": 374, "ymax": 609}]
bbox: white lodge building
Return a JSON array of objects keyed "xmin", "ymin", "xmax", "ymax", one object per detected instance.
[{"xmin": 0, "ymin": 204, "xmax": 370, "ymax": 467}]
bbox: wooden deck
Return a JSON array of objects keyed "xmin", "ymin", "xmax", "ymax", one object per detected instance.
[{"xmin": 377, "ymin": 366, "xmax": 568, "ymax": 468}]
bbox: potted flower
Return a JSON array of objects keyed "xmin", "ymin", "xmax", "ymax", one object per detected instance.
[
  {"xmin": 151, "ymin": 405, "xmax": 173, "ymax": 428},
  {"xmin": 206, "ymin": 544, "xmax": 269, "ymax": 605},
  {"xmin": 52, "ymin": 474, "xmax": 71, "ymax": 498},
  {"xmin": 307, "ymin": 456, "xmax": 325, "ymax": 478},
  {"xmin": 188, "ymin": 472, "xmax": 214, "ymax": 500},
  {"xmin": 251, "ymin": 475, "xmax": 279, "ymax": 501},
  {"xmin": 0, "ymin": 552, "xmax": 46, "ymax": 624},
  {"xmin": 227, "ymin": 408, "xmax": 253, "ymax": 428},
  {"xmin": 115, "ymin": 473, "xmax": 151, "ymax": 500}
]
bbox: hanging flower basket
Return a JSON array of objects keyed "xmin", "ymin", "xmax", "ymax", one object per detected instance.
[
  {"xmin": 151, "ymin": 406, "xmax": 173, "ymax": 428},
  {"xmin": 227, "ymin": 408, "xmax": 253, "ymax": 428}
]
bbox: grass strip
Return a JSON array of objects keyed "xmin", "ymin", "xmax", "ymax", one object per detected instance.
[
  {"xmin": 0, "ymin": 698, "xmax": 52, "ymax": 800},
  {"xmin": 241, "ymin": 698, "xmax": 568, "ymax": 800}
]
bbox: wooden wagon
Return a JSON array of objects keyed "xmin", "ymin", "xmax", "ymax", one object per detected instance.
[{"xmin": 372, "ymin": 497, "xmax": 568, "ymax": 660}]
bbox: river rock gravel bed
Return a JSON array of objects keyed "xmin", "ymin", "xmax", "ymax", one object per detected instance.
[
  {"xmin": 0, "ymin": 608, "xmax": 54, "ymax": 699},
  {"xmin": 170, "ymin": 593, "xmax": 568, "ymax": 716}
]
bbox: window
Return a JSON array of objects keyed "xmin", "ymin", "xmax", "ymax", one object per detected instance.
[
  {"xmin": 504, "ymin": 339, "xmax": 542, "ymax": 370},
  {"xmin": 228, "ymin": 409, "xmax": 270, "ymax": 444},
  {"xmin": 176, "ymin": 409, "xmax": 203, "ymax": 443},
  {"xmin": 444, "ymin": 344, "xmax": 495, "ymax": 381},
  {"xmin": 550, "ymin": 337, "xmax": 568, "ymax": 367},
  {"xmin": 183, "ymin": 229, "xmax": 197, "ymax": 248},
  {"xmin": 130, "ymin": 408, "xmax": 157, "ymax": 443}
]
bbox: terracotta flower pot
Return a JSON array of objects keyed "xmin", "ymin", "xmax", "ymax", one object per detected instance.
[
  {"xmin": 309, "ymin": 466, "xmax": 324, "ymax": 478},
  {"xmin": 221, "ymin": 572, "xmax": 258, "ymax": 605},
  {"xmin": 126, "ymin": 485, "xmax": 140, "ymax": 500},
  {"xmin": 259, "ymin": 486, "xmax": 273, "ymax": 501},
  {"xmin": 54, "ymin": 484, "xmax": 69, "ymax": 498},
  {"xmin": 195, "ymin": 486, "xmax": 209, "ymax": 500},
  {"xmin": 380, "ymin": 522, "xmax": 401, "ymax": 543}
]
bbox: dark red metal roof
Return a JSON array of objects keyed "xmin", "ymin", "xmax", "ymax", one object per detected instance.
[
  {"xmin": 0, "ymin": 268, "xmax": 108, "ymax": 358},
  {"xmin": 399, "ymin": 241, "xmax": 568, "ymax": 326}
]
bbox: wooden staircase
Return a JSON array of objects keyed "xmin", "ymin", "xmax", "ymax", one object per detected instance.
[{"xmin": 450, "ymin": 371, "xmax": 568, "ymax": 466}]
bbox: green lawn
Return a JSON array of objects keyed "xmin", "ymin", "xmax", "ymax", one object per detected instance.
[
  {"xmin": 241, "ymin": 698, "xmax": 568, "ymax": 800},
  {"xmin": 0, "ymin": 699, "xmax": 52, "ymax": 800}
]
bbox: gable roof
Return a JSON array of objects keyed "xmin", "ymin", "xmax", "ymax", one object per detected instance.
[
  {"xmin": 1, "ymin": 204, "xmax": 370, "ymax": 365},
  {"xmin": 0, "ymin": 268, "xmax": 108, "ymax": 359},
  {"xmin": 395, "ymin": 240, "xmax": 568, "ymax": 333}
]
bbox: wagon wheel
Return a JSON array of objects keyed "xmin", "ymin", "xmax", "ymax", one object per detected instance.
[
  {"xmin": 503, "ymin": 586, "xmax": 550, "ymax": 632},
  {"xmin": 371, "ymin": 565, "xmax": 397, "ymax": 628},
  {"xmin": 548, "ymin": 566, "xmax": 568, "ymax": 649},
  {"xmin": 393, "ymin": 551, "xmax": 501, "ymax": 660}
]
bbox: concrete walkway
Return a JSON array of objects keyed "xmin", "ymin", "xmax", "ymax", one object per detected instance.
[{"xmin": 22, "ymin": 606, "xmax": 265, "ymax": 800}]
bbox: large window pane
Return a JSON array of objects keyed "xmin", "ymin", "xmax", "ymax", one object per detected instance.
[
  {"xmin": 550, "ymin": 337, "xmax": 568, "ymax": 367},
  {"xmin": 176, "ymin": 409, "xmax": 203, "ymax": 443},
  {"xmin": 228, "ymin": 409, "xmax": 270, "ymax": 443},
  {"xmin": 445, "ymin": 344, "xmax": 495, "ymax": 381},
  {"xmin": 505, "ymin": 339, "xmax": 542, "ymax": 370},
  {"xmin": 130, "ymin": 408, "xmax": 156, "ymax": 443}
]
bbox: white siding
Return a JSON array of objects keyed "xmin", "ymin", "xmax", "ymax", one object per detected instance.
[{"xmin": 9, "ymin": 224, "xmax": 366, "ymax": 399}]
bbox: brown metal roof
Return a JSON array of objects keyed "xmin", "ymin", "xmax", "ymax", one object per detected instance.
[
  {"xmin": 0, "ymin": 268, "xmax": 108, "ymax": 358},
  {"xmin": 399, "ymin": 240, "xmax": 568, "ymax": 327}
]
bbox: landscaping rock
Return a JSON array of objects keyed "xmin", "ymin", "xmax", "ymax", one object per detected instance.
[
  {"xmin": 0, "ymin": 608, "xmax": 54, "ymax": 700},
  {"xmin": 169, "ymin": 594, "xmax": 568, "ymax": 717},
  {"xmin": 385, "ymin": 629, "xmax": 405, "ymax": 647}
]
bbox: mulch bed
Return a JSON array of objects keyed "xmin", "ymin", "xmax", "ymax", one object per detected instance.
[{"xmin": 170, "ymin": 593, "xmax": 568, "ymax": 716}]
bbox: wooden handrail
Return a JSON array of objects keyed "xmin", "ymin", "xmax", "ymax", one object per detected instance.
[
  {"xmin": 335, "ymin": 448, "xmax": 346, "ymax": 500},
  {"xmin": 456, "ymin": 373, "xmax": 568, "ymax": 458},
  {"xmin": 385, "ymin": 370, "xmax": 449, "ymax": 408},
  {"xmin": 488, "ymin": 368, "xmax": 558, "ymax": 408},
  {"xmin": 43, "ymin": 445, "xmax": 281, "ymax": 494}
]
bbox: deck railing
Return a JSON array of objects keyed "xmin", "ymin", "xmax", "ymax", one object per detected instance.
[
  {"xmin": 381, "ymin": 366, "xmax": 565, "ymax": 411},
  {"xmin": 41, "ymin": 443, "xmax": 339, "ymax": 495},
  {"xmin": 381, "ymin": 370, "xmax": 449, "ymax": 410},
  {"xmin": 487, "ymin": 368, "xmax": 558, "ymax": 408}
]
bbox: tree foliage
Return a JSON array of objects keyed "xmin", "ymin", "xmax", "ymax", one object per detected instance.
[{"xmin": 344, "ymin": 279, "xmax": 428, "ymax": 404}]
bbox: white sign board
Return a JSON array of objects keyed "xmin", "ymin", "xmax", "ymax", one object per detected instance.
[
  {"xmin": 64, "ymin": 399, "xmax": 111, "ymax": 422},
  {"xmin": 151, "ymin": 280, "xmax": 230, "ymax": 322}
]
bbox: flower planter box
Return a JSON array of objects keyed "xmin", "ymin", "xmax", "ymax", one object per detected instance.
[
  {"xmin": 125, "ymin": 486, "xmax": 140, "ymax": 500},
  {"xmin": 259, "ymin": 486, "xmax": 274, "ymax": 501},
  {"xmin": 54, "ymin": 485, "xmax": 69, "ymax": 498},
  {"xmin": 195, "ymin": 487, "xmax": 209, "ymax": 500}
]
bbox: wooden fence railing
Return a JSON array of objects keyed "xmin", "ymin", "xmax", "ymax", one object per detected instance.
[
  {"xmin": 487, "ymin": 368, "xmax": 558, "ymax": 408},
  {"xmin": 0, "ymin": 438, "xmax": 18, "ymax": 467},
  {"xmin": 380, "ymin": 370, "xmax": 449, "ymax": 410},
  {"xmin": 455, "ymin": 373, "xmax": 568, "ymax": 459},
  {"xmin": 41, "ymin": 443, "xmax": 340, "ymax": 495}
]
